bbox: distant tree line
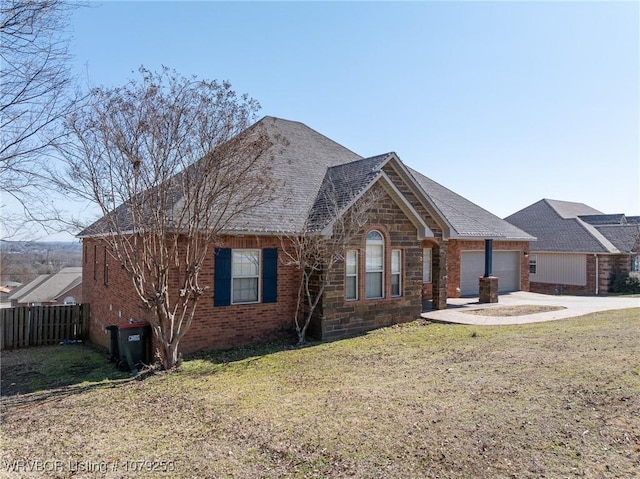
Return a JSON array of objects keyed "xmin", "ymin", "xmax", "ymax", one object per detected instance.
[{"xmin": 0, "ymin": 241, "xmax": 81, "ymax": 284}]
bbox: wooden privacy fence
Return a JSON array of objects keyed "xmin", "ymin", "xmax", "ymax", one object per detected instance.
[{"xmin": 0, "ymin": 304, "xmax": 89, "ymax": 350}]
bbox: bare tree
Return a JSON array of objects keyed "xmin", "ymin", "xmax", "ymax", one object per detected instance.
[
  {"xmin": 282, "ymin": 175, "xmax": 381, "ymax": 345},
  {"xmin": 0, "ymin": 0, "xmax": 82, "ymax": 239},
  {"xmin": 57, "ymin": 67, "xmax": 275, "ymax": 370}
]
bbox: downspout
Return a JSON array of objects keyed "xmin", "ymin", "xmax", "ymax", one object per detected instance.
[{"xmin": 594, "ymin": 254, "xmax": 599, "ymax": 295}]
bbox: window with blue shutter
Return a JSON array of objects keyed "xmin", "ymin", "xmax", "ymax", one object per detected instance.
[
  {"xmin": 214, "ymin": 247, "xmax": 277, "ymax": 306},
  {"xmin": 262, "ymin": 248, "xmax": 278, "ymax": 303},
  {"xmin": 214, "ymin": 248, "xmax": 231, "ymax": 306}
]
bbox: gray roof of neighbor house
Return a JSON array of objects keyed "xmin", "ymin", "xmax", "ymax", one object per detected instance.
[
  {"xmin": 81, "ymin": 116, "xmax": 533, "ymax": 241},
  {"xmin": 594, "ymin": 225, "xmax": 640, "ymax": 253},
  {"xmin": 505, "ymin": 199, "xmax": 639, "ymax": 254},
  {"xmin": 8, "ymin": 275, "xmax": 50, "ymax": 301},
  {"xmin": 9, "ymin": 267, "xmax": 82, "ymax": 304},
  {"xmin": 578, "ymin": 214, "xmax": 627, "ymax": 226}
]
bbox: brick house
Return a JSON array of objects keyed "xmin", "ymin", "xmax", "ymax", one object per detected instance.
[
  {"xmin": 81, "ymin": 117, "xmax": 533, "ymax": 354},
  {"xmin": 506, "ymin": 199, "xmax": 640, "ymax": 295}
]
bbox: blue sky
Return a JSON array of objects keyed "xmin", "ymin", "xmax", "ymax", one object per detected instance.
[{"xmin": 14, "ymin": 1, "xmax": 640, "ymax": 240}]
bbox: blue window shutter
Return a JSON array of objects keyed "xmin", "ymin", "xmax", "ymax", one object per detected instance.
[
  {"xmin": 214, "ymin": 248, "xmax": 231, "ymax": 307},
  {"xmin": 262, "ymin": 248, "xmax": 278, "ymax": 303}
]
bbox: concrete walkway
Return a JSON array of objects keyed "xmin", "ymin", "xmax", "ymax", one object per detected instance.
[{"xmin": 421, "ymin": 291, "xmax": 640, "ymax": 325}]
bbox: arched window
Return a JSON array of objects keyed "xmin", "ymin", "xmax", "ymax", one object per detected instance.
[{"xmin": 366, "ymin": 230, "xmax": 384, "ymax": 299}]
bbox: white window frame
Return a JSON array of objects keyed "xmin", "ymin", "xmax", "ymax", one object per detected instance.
[
  {"xmin": 231, "ymin": 249, "xmax": 261, "ymax": 304},
  {"xmin": 366, "ymin": 230, "xmax": 384, "ymax": 299},
  {"xmin": 391, "ymin": 249, "xmax": 402, "ymax": 297},
  {"xmin": 631, "ymin": 255, "xmax": 640, "ymax": 273},
  {"xmin": 529, "ymin": 254, "xmax": 537, "ymax": 275},
  {"xmin": 345, "ymin": 249, "xmax": 358, "ymax": 301},
  {"xmin": 423, "ymin": 248, "xmax": 432, "ymax": 283}
]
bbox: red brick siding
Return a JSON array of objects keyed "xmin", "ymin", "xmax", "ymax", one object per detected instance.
[
  {"xmin": 179, "ymin": 236, "xmax": 299, "ymax": 354},
  {"xmin": 83, "ymin": 236, "xmax": 300, "ymax": 355},
  {"xmin": 55, "ymin": 282, "xmax": 82, "ymax": 305},
  {"xmin": 83, "ymin": 239, "xmax": 147, "ymax": 350},
  {"xmin": 445, "ymin": 239, "xmax": 530, "ymax": 298}
]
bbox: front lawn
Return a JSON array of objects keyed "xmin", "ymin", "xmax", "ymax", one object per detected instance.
[{"xmin": 1, "ymin": 309, "xmax": 639, "ymax": 478}]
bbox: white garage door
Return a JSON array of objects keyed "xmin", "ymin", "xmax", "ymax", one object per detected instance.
[{"xmin": 460, "ymin": 251, "xmax": 521, "ymax": 296}]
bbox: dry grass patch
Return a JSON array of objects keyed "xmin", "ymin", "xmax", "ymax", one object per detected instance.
[
  {"xmin": 462, "ymin": 304, "xmax": 566, "ymax": 317},
  {"xmin": 1, "ymin": 308, "xmax": 639, "ymax": 478}
]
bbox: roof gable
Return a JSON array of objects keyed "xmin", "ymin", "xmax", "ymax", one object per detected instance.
[
  {"xmin": 313, "ymin": 153, "xmax": 433, "ymax": 239},
  {"xmin": 307, "ymin": 154, "xmax": 386, "ymax": 232}
]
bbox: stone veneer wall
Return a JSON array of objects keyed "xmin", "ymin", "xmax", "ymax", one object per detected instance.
[{"xmin": 316, "ymin": 184, "xmax": 423, "ymax": 341}]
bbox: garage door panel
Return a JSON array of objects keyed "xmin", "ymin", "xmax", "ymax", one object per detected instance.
[{"xmin": 460, "ymin": 251, "xmax": 520, "ymax": 296}]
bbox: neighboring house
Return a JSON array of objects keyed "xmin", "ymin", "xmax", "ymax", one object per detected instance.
[
  {"xmin": 81, "ymin": 116, "xmax": 533, "ymax": 354},
  {"xmin": 0, "ymin": 285, "xmax": 17, "ymax": 308},
  {"xmin": 8, "ymin": 267, "xmax": 83, "ymax": 306},
  {"xmin": 505, "ymin": 199, "xmax": 640, "ymax": 295}
]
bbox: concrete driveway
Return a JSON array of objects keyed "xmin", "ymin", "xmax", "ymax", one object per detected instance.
[{"xmin": 421, "ymin": 291, "xmax": 640, "ymax": 325}]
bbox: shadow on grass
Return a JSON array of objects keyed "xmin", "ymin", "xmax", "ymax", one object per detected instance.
[
  {"xmin": 181, "ymin": 320, "xmax": 438, "ymax": 375},
  {"xmin": 1, "ymin": 377, "xmax": 134, "ymax": 410},
  {"xmin": 1, "ymin": 343, "xmax": 132, "ymax": 398},
  {"xmin": 182, "ymin": 329, "xmax": 312, "ymax": 373}
]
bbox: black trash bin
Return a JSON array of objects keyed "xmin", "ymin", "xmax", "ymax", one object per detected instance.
[
  {"xmin": 117, "ymin": 322, "xmax": 150, "ymax": 372},
  {"xmin": 105, "ymin": 325, "xmax": 119, "ymax": 362}
]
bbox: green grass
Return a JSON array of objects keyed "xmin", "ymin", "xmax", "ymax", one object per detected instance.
[{"xmin": 1, "ymin": 309, "xmax": 639, "ymax": 478}]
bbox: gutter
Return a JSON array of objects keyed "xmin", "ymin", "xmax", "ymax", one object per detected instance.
[{"xmin": 594, "ymin": 254, "xmax": 599, "ymax": 295}]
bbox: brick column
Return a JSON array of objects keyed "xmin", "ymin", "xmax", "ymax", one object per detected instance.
[
  {"xmin": 432, "ymin": 240, "xmax": 448, "ymax": 310},
  {"xmin": 479, "ymin": 276, "xmax": 499, "ymax": 303}
]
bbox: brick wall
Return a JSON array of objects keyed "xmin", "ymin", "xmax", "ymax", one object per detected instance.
[
  {"xmin": 318, "ymin": 184, "xmax": 423, "ymax": 340},
  {"xmin": 446, "ymin": 239, "xmax": 530, "ymax": 298},
  {"xmin": 180, "ymin": 236, "xmax": 299, "ymax": 354},
  {"xmin": 83, "ymin": 236, "xmax": 300, "ymax": 356},
  {"xmin": 83, "ymin": 240, "xmax": 149, "ymax": 350},
  {"xmin": 55, "ymin": 282, "xmax": 82, "ymax": 305}
]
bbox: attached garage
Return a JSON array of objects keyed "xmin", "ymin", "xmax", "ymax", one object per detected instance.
[{"xmin": 460, "ymin": 250, "xmax": 521, "ymax": 296}]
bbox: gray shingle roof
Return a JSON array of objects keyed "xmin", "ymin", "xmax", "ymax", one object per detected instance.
[
  {"xmin": 409, "ymin": 168, "xmax": 534, "ymax": 240},
  {"xmin": 80, "ymin": 116, "xmax": 534, "ymax": 242},
  {"xmin": 594, "ymin": 225, "xmax": 640, "ymax": 253},
  {"xmin": 505, "ymin": 199, "xmax": 637, "ymax": 253},
  {"xmin": 306, "ymin": 154, "xmax": 388, "ymax": 232},
  {"xmin": 10, "ymin": 267, "xmax": 82, "ymax": 304},
  {"xmin": 225, "ymin": 117, "xmax": 365, "ymax": 233},
  {"xmin": 8, "ymin": 275, "xmax": 50, "ymax": 301},
  {"xmin": 545, "ymin": 199, "xmax": 603, "ymax": 219}
]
